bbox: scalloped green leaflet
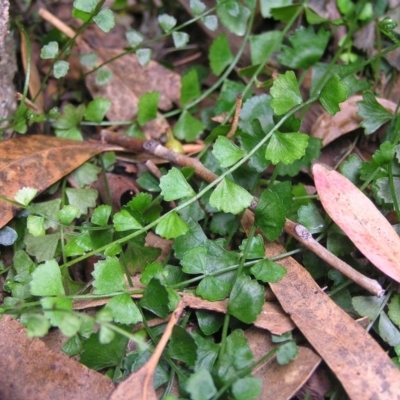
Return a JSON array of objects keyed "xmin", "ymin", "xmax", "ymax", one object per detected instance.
[
  {"xmin": 357, "ymin": 91, "xmax": 393, "ymax": 134},
  {"xmin": 265, "ymin": 132, "xmax": 309, "ymax": 165},
  {"xmin": 270, "ymin": 71, "xmax": 302, "ymax": 115},
  {"xmin": 212, "ymin": 136, "xmax": 246, "ymax": 168},
  {"xmin": 209, "ymin": 178, "xmax": 253, "ymax": 215},
  {"xmin": 160, "ymin": 167, "xmax": 196, "ymax": 201},
  {"xmin": 209, "ymin": 34, "xmax": 234, "ymax": 76},
  {"xmin": 156, "ymin": 211, "xmax": 189, "ymax": 239}
]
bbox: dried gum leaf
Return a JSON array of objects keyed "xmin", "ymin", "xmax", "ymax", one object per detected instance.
[
  {"xmin": 0, "ymin": 315, "xmax": 115, "ymax": 400},
  {"xmin": 313, "ymin": 163, "xmax": 400, "ymax": 283},
  {"xmin": 267, "ymin": 241, "xmax": 400, "ymax": 399},
  {"xmin": 0, "ymin": 135, "xmax": 116, "ymax": 228}
]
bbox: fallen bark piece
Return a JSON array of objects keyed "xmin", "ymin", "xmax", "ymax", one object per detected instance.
[
  {"xmin": 0, "ymin": 315, "xmax": 115, "ymax": 400},
  {"xmin": 313, "ymin": 163, "xmax": 400, "ymax": 283}
]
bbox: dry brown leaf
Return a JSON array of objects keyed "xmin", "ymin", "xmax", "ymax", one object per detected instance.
[
  {"xmin": 110, "ymin": 301, "xmax": 185, "ymax": 400},
  {"xmin": 0, "ymin": 315, "xmax": 115, "ymax": 400},
  {"xmin": 311, "ymin": 95, "xmax": 397, "ymax": 147},
  {"xmin": 313, "ymin": 163, "xmax": 400, "ymax": 283},
  {"xmin": 266, "ymin": 241, "xmax": 400, "ymax": 399},
  {"xmin": 245, "ymin": 327, "xmax": 322, "ymax": 400},
  {"xmin": 83, "ymin": 49, "xmax": 180, "ymax": 139},
  {"xmin": 0, "ymin": 135, "xmax": 118, "ymax": 228}
]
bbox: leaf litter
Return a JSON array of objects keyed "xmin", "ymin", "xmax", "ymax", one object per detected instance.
[{"xmin": 3, "ymin": 1, "xmax": 400, "ymax": 399}]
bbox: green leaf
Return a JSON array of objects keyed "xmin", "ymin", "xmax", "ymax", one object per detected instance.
[
  {"xmin": 15, "ymin": 187, "xmax": 37, "ymax": 205},
  {"xmin": 25, "ymin": 233, "xmax": 60, "ymax": 262},
  {"xmin": 54, "ymin": 60, "xmax": 69, "ymax": 79},
  {"xmin": 270, "ymin": 71, "xmax": 302, "ymax": 115},
  {"xmin": 136, "ymin": 48, "xmax": 152, "ymax": 66},
  {"xmin": 27, "ymin": 215, "xmax": 45, "ymax": 237},
  {"xmin": 91, "ymin": 205, "xmax": 112, "ymax": 226},
  {"xmin": 156, "ymin": 211, "xmax": 189, "ymax": 239},
  {"xmin": 140, "ymin": 278, "xmax": 170, "ymax": 318},
  {"xmin": 73, "ymin": 0, "xmax": 96, "ymax": 13},
  {"xmin": 209, "ymin": 178, "xmax": 253, "ymax": 215},
  {"xmin": 92, "ymin": 256, "xmax": 126, "ymax": 294},
  {"xmin": 197, "ymin": 276, "xmax": 232, "ymax": 301},
  {"xmin": 66, "ymin": 188, "xmax": 98, "ymax": 215},
  {"xmin": 216, "ymin": 1, "xmax": 250, "ymax": 36},
  {"xmin": 182, "ymin": 246, "xmax": 208, "ymax": 274},
  {"xmin": 41, "ymin": 41, "xmax": 58, "ymax": 59},
  {"xmin": 160, "ymin": 167, "xmax": 196, "ymax": 200},
  {"xmin": 260, "ymin": 0, "xmax": 292, "ymax": 17},
  {"xmin": 250, "ymin": 31, "xmax": 282, "ymax": 65},
  {"xmin": 276, "ymin": 341, "xmax": 298, "ymax": 365},
  {"xmin": 379, "ymin": 312, "xmax": 400, "ymax": 346},
  {"xmin": 203, "ymin": 15, "xmax": 218, "ymax": 31},
  {"xmin": 80, "ymin": 329, "xmax": 129, "ymax": 370},
  {"xmin": 239, "ymin": 235, "xmax": 265, "ymax": 259},
  {"xmin": 126, "ymin": 30, "xmax": 143, "ymax": 47},
  {"xmin": 209, "ymin": 34, "xmax": 234, "ymax": 76},
  {"xmin": 373, "ymin": 141, "xmax": 396, "ymax": 165},
  {"xmin": 172, "ymin": 31, "xmax": 190, "ymax": 49},
  {"xmin": 297, "ymin": 203, "xmax": 326, "ymax": 234},
  {"xmin": 104, "ymin": 293, "xmax": 142, "ymax": 325},
  {"xmin": 41, "ymin": 297, "xmax": 81, "ymax": 337},
  {"xmin": 168, "ymin": 325, "xmax": 197, "ymax": 367},
  {"xmin": 173, "ymin": 219, "xmax": 208, "ymax": 259},
  {"xmin": 178, "ymin": 198, "xmax": 206, "ymax": 222},
  {"xmin": 80, "ymin": 52, "xmax": 98, "ymax": 67},
  {"xmin": 389, "ymin": 294, "xmax": 400, "ymax": 329},
  {"xmin": 228, "ymin": 275, "xmax": 264, "ymax": 324},
  {"xmin": 30, "ymin": 259, "xmax": 65, "ymax": 296},
  {"xmin": 265, "ymin": 132, "xmax": 308, "ymax": 165},
  {"xmin": 55, "ymin": 104, "xmax": 85, "ymax": 130},
  {"xmin": 278, "ymin": 27, "xmax": 330, "ymax": 69},
  {"xmin": 352, "ymin": 296, "xmax": 386, "ymax": 321},
  {"xmin": 26, "ymin": 314, "xmax": 51, "ymax": 338},
  {"xmin": 250, "ymin": 259, "xmax": 286, "ymax": 282},
  {"xmin": 232, "ymin": 377, "xmax": 262, "ymax": 400},
  {"xmin": 173, "ymin": 110, "xmax": 205, "ymax": 141},
  {"xmin": 190, "ymin": 0, "xmax": 206, "ymax": 15},
  {"xmin": 276, "ymin": 137, "xmax": 321, "ymax": 177},
  {"xmin": 70, "ymin": 163, "xmax": 100, "ymax": 188},
  {"xmin": 113, "ymin": 209, "xmax": 142, "ymax": 231},
  {"xmin": 181, "ymin": 69, "xmax": 201, "ymax": 106},
  {"xmin": 158, "ymin": 14, "xmax": 177, "ymax": 32},
  {"xmin": 137, "ymin": 91, "xmax": 159, "ymax": 125},
  {"xmin": 196, "ymin": 310, "xmax": 224, "ymax": 336},
  {"xmin": 57, "ymin": 204, "xmax": 81, "ymax": 225},
  {"xmin": 96, "ymin": 67, "xmax": 113, "ymax": 85},
  {"xmin": 185, "ymin": 369, "xmax": 217, "ymax": 400},
  {"xmin": 215, "ymin": 79, "xmax": 246, "ymax": 115},
  {"xmin": 212, "ymin": 136, "xmax": 246, "ymax": 168},
  {"xmin": 93, "ymin": 8, "xmax": 115, "ymax": 33},
  {"xmin": 319, "ymin": 75, "xmax": 348, "ymax": 115},
  {"xmin": 255, "ymin": 189, "xmax": 286, "ymax": 241},
  {"xmin": 357, "ymin": 91, "xmax": 393, "ymax": 134},
  {"xmin": 84, "ymin": 97, "xmax": 111, "ymax": 123}
]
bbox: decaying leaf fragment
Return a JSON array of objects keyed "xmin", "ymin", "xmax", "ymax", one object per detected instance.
[
  {"xmin": 267, "ymin": 240, "xmax": 400, "ymax": 400},
  {"xmin": 0, "ymin": 135, "xmax": 118, "ymax": 228},
  {"xmin": 313, "ymin": 163, "xmax": 400, "ymax": 283},
  {"xmin": 0, "ymin": 315, "xmax": 115, "ymax": 400},
  {"xmin": 311, "ymin": 95, "xmax": 396, "ymax": 147}
]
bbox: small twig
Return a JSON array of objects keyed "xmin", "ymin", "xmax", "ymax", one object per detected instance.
[
  {"xmin": 101, "ymin": 132, "xmax": 385, "ymax": 297},
  {"xmin": 15, "ymin": 93, "xmax": 42, "ymax": 114},
  {"xmin": 226, "ymin": 93, "xmax": 243, "ymax": 138},
  {"xmin": 145, "ymin": 160, "xmax": 163, "ymax": 180},
  {"xmin": 38, "ymin": 8, "xmax": 78, "ymax": 41},
  {"xmin": 284, "ymin": 220, "xmax": 385, "ymax": 297}
]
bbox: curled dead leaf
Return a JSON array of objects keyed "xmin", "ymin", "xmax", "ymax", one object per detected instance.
[
  {"xmin": 311, "ymin": 95, "xmax": 397, "ymax": 147},
  {"xmin": 313, "ymin": 163, "xmax": 400, "ymax": 283}
]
